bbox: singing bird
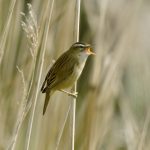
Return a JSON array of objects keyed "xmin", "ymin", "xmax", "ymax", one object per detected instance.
[{"xmin": 41, "ymin": 42, "xmax": 95, "ymax": 115}]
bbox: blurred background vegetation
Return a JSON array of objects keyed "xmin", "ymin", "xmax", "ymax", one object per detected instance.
[{"xmin": 1, "ymin": 0, "xmax": 150, "ymax": 150}]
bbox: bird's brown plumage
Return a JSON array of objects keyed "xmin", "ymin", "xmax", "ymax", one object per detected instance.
[{"xmin": 41, "ymin": 51, "xmax": 78, "ymax": 115}]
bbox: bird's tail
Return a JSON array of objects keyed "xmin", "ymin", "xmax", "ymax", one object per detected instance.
[{"xmin": 43, "ymin": 91, "xmax": 51, "ymax": 115}]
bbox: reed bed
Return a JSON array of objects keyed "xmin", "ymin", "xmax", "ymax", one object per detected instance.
[{"xmin": 1, "ymin": 0, "xmax": 150, "ymax": 150}]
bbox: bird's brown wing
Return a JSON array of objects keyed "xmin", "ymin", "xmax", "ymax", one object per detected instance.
[
  {"xmin": 43, "ymin": 52, "xmax": 76, "ymax": 92},
  {"xmin": 41, "ymin": 52, "xmax": 68, "ymax": 93}
]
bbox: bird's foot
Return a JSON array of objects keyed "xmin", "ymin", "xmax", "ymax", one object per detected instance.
[
  {"xmin": 68, "ymin": 91, "xmax": 78, "ymax": 98},
  {"xmin": 59, "ymin": 90, "xmax": 78, "ymax": 98}
]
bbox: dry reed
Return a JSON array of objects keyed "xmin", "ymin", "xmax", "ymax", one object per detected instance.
[{"xmin": 1, "ymin": 0, "xmax": 150, "ymax": 150}]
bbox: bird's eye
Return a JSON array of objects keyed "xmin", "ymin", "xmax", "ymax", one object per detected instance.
[
  {"xmin": 78, "ymin": 46, "xmax": 85, "ymax": 52},
  {"xmin": 79, "ymin": 46, "xmax": 84, "ymax": 48}
]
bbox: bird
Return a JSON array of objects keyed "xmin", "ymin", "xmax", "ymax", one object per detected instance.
[{"xmin": 41, "ymin": 42, "xmax": 95, "ymax": 115}]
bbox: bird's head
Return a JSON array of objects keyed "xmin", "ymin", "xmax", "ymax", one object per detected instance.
[{"xmin": 70, "ymin": 42, "xmax": 95, "ymax": 56}]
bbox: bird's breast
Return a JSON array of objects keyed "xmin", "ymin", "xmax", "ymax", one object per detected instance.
[
  {"xmin": 56, "ymin": 62, "xmax": 86, "ymax": 90},
  {"xmin": 74, "ymin": 62, "xmax": 86, "ymax": 77},
  {"xmin": 54, "ymin": 55, "xmax": 88, "ymax": 90}
]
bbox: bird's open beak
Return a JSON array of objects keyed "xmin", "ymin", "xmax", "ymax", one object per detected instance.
[{"xmin": 85, "ymin": 47, "xmax": 96, "ymax": 55}]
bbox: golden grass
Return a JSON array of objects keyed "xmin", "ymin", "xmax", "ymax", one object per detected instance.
[{"xmin": 1, "ymin": 0, "xmax": 150, "ymax": 150}]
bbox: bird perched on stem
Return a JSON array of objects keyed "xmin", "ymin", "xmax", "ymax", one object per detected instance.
[{"xmin": 41, "ymin": 42, "xmax": 95, "ymax": 115}]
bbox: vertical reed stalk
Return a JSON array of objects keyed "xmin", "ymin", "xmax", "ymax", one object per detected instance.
[
  {"xmin": 70, "ymin": 0, "xmax": 81, "ymax": 149},
  {"xmin": 0, "ymin": 0, "xmax": 17, "ymax": 65},
  {"xmin": 25, "ymin": 0, "xmax": 55, "ymax": 149}
]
